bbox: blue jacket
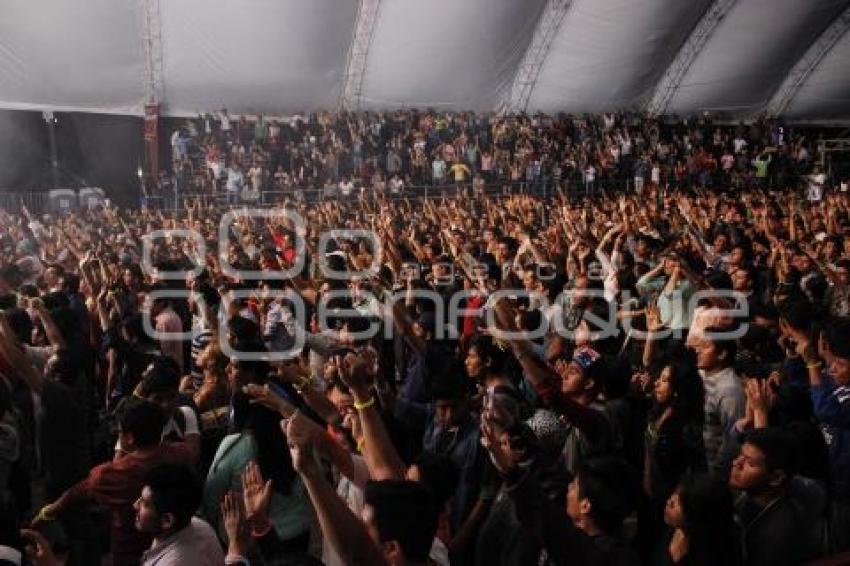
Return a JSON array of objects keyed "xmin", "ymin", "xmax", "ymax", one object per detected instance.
[{"xmin": 810, "ymin": 376, "xmax": 850, "ymax": 499}]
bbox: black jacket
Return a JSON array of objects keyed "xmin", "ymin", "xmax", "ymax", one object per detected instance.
[
  {"xmin": 503, "ymin": 469, "xmax": 639, "ymax": 566},
  {"xmin": 645, "ymin": 414, "xmax": 706, "ymax": 503},
  {"xmin": 735, "ymin": 477, "xmax": 827, "ymax": 566}
]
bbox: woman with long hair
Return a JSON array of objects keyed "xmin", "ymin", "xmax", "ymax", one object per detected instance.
[
  {"xmin": 203, "ymin": 388, "xmax": 312, "ymax": 552},
  {"xmin": 652, "ymin": 473, "xmax": 742, "ymax": 565},
  {"xmin": 643, "ymin": 349, "xmax": 706, "ymax": 504},
  {"xmin": 638, "ymin": 348, "xmax": 707, "ymax": 558}
]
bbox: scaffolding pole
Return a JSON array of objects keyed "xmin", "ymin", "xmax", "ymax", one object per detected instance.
[
  {"xmin": 645, "ymin": 0, "xmax": 738, "ymax": 116},
  {"xmin": 340, "ymin": 0, "xmax": 382, "ymax": 111},
  {"xmin": 499, "ymin": 0, "xmax": 573, "ymax": 114},
  {"xmin": 139, "ymin": 0, "xmax": 163, "ymax": 182},
  {"xmin": 765, "ymin": 6, "xmax": 850, "ymax": 118}
]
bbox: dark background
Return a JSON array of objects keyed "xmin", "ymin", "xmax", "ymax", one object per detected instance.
[{"xmin": 0, "ymin": 110, "xmax": 145, "ymax": 207}]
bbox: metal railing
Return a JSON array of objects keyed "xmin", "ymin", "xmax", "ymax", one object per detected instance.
[
  {"xmin": 0, "ymin": 173, "xmax": 814, "ymax": 216},
  {"xmin": 145, "ymin": 179, "xmax": 578, "ymax": 212},
  {"xmin": 0, "ymin": 191, "xmax": 50, "ymax": 215}
]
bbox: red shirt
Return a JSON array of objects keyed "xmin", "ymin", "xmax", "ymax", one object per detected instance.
[
  {"xmin": 271, "ymin": 230, "xmax": 297, "ymax": 267},
  {"xmin": 462, "ymin": 295, "xmax": 484, "ymax": 338},
  {"xmin": 62, "ymin": 443, "xmax": 195, "ymax": 566}
]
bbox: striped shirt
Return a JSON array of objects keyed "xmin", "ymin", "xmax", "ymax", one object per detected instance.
[{"xmin": 190, "ymin": 315, "xmax": 213, "ymax": 386}]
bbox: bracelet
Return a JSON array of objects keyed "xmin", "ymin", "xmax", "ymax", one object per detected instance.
[
  {"xmin": 805, "ymin": 360, "xmax": 823, "ymax": 370},
  {"xmin": 357, "ymin": 437, "xmax": 366, "ymax": 453},
  {"xmin": 250, "ymin": 519, "xmax": 273, "ymax": 539},
  {"xmin": 354, "ymin": 396, "xmax": 375, "ymax": 411},
  {"xmin": 36, "ymin": 505, "xmax": 55, "ymax": 522}
]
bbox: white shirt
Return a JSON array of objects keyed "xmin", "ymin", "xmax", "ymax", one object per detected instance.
[
  {"xmin": 808, "ymin": 173, "xmax": 826, "ymax": 201},
  {"xmin": 209, "ymin": 160, "xmax": 223, "ymax": 180},
  {"xmin": 249, "ymin": 166, "xmax": 263, "ymax": 190},
  {"xmin": 141, "ymin": 517, "xmax": 224, "ymax": 566},
  {"xmin": 322, "ymin": 456, "xmax": 449, "ymax": 566},
  {"xmin": 164, "ymin": 406, "xmax": 199, "ymax": 440},
  {"xmin": 432, "ymin": 159, "xmax": 447, "ymax": 179},
  {"xmin": 733, "ymin": 137, "xmax": 747, "ymax": 154},
  {"xmin": 226, "ymin": 168, "xmax": 243, "ymax": 193}
]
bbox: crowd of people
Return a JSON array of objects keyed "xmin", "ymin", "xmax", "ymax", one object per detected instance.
[
  {"xmin": 159, "ymin": 110, "xmax": 825, "ymax": 206},
  {"xmin": 0, "ymin": 109, "xmax": 848, "ymax": 566}
]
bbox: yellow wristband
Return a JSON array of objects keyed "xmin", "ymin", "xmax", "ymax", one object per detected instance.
[
  {"xmin": 806, "ymin": 360, "xmax": 823, "ymax": 370},
  {"xmin": 354, "ymin": 396, "xmax": 375, "ymax": 411},
  {"xmin": 37, "ymin": 505, "xmax": 55, "ymax": 522},
  {"xmin": 356, "ymin": 437, "xmax": 366, "ymax": 453}
]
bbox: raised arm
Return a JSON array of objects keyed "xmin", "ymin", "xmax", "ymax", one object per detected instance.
[
  {"xmin": 284, "ymin": 410, "xmax": 356, "ymax": 483},
  {"xmin": 285, "ymin": 419, "xmax": 388, "ymax": 566},
  {"xmin": 493, "ymin": 299, "xmax": 609, "ymax": 439},
  {"xmin": 389, "ymin": 279, "xmax": 426, "ymax": 355},
  {"xmin": 0, "ymin": 312, "xmax": 45, "ymax": 394},
  {"xmin": 32, "ymin": 302, "xmax": 66, "ymax": 349},
  {"xmin": 339, "ymin": 353, "xmax": 407, "ymax": 481}
]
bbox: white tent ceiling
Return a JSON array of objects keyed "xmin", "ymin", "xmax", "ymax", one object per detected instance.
[{"xmin": 1, "ymin": 0, "xmax": 849, "ymax": 120}]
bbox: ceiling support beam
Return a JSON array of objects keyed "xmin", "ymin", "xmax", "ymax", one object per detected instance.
[
  {"xmin": 139, "ymin": 0, "xmax": 164, "ymax": 105},
  {"xmin": 765, "ymin": 5, "xmax": 850, "ymax": 118},
  {"xmin": 645, "ymin": 0, "xmax": 737, "ymax": 115},
  {"xmin": 499, "ymin": 0, "xmax": 574, "ymax": 114},
  {"xmin": 339, "ymin": 0, "xmax": 382, "ymax": 111}
]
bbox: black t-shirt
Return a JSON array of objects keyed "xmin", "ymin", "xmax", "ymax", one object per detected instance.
[
  {"xmin": 41, "ymin": 379, "xmax": 90, "ymax": 496},
  {"xmin": 106, "ymin": 334, "xmax": 159, "ymax": 400}
]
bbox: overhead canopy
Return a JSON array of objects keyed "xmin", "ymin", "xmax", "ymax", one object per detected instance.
[{"xmin": 1, "ymin": 0, "xmax": 849, "ymax": 120}]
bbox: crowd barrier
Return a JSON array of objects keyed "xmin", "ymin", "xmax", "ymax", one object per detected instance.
[
  {"xmin": 0, "ymin": 191, "xmax": 50, "ymax": 215},
  {"xmin": 0, "ymin": 188, "xmax": 105, "ymax": 216},
  {"xmin": 0, "ymin": 173, "xmax": 811, "ymax": 216},
  {"xmin": 146, "ymin": 178, "xmax": 632, "ymax": 212}
]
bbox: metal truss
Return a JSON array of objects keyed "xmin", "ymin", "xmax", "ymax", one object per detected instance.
[
  {"xmin": 765, "ymin": 5, "xmax": 850, "ymax": 117},
  {"xmin": 339, "ymin": 0, "xmax": 382, "ymax": 111},
  {"xmin": 500, "ymin": 0, "xmax": 573, "ymax": 114},
  {"xmin": 645, "ymin": 0, "xmax": 738, "ymax": 116},
  {"xmin": 139, "ymin": 0, "xmax": 164, "ymax": 105}
]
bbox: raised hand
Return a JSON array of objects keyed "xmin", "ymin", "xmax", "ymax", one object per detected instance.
[
  {"xmin": 221, "ymin": 491, "xmax": 243, "ymax": 542},
  {"xmin": 284, "ymin": 411, "xmax": 317, "ymax": 475},
  {"xmin": 778, "ymin": 318, "xmax": 815, "ymax": 359},
  {"xmin": 745, "ymin": 378, "xmax": 774, "ymax": 420},
  {"xmin": 645, "ymin": 304, "xmax": 663, "ymax": 332},
  {"xmin": 480, "ymin": 415, "xmax": 514, "ymax": 475},
  {"xmin": 337, "ymin": 353, "xmax": 373, "ymax": 398},
  {"xmin": 630, "ymin": 370, "xmax": 652, "ymax": 394},
  {"xmin": 241, "ymin": 460, "xmax": 273, "ymax": 525},
  {"xmin": 242, "ymin": 383, "xmax": 296, "ymax": 418}
]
